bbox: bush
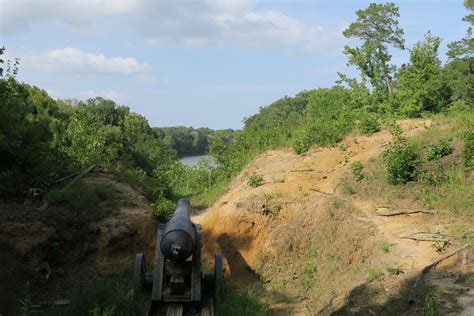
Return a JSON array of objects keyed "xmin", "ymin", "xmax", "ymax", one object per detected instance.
[
  {"xmin": 293, "ymin": 136, "xmax": 311, "ymax": 155},
  {"xmin": 358, "ymin": 115, "xmax": 380, "ymax": 135},
  {"xmin": 383, "ymin": 141, "xmax": 420, "ymax": 185},
  {"xmin": 463, "ymin": 131, "xmax": 474, "ymax": 168},
  {"xmin": 248, "ymin": 172, "xmax": 264, "ymax": 188},
  {"xmin": 152, "ymin": 198, "xmax": 176, "ymax": 220},
  {"xmin": 351, "ymin": 161, "xmax": 364, "ymax": 182},
  {"xmin": 426, "ymin": 139, "xmax": 453, "ymax": 161}
]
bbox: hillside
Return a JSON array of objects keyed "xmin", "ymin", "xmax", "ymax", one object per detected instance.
[
  {"xmin": 194, "ymin": 119, "xmax": 473, "ymax": 315},
  {"xmin": 0, "ymin": 171, "xmax": 158, "ymax": 314}
]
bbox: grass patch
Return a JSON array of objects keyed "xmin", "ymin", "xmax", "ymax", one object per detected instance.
[
  {"xmin": 380, "ymin": 242, "xmax": 391, "ymax": 253},
  {"xmin": 57, "ymin": 278, "xmax": 140, "ymax": 316},
  {"xmin": 217, "ymin": 286, "xmax": 270, "ymax": 316},
  {"xmin": 368, "ymin": 268, "xmax": 384, "ymax": 280}
]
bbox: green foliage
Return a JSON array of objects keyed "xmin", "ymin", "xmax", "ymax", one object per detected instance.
[
  {"xmin": 358, "ymin": 115, "xmax": 380, "ymax": 135},
  {"xmin": 397, "ymin": 32, "xmax": 448, "ymax": 117},
  {"xmin": 387, "ymin": 267, "xmax": 404, "ymax": 275},
  {"xmin": 423, "ymin": 294, "xmax": 439, "ymax": 316},
  {"xmin": 463, "ymin": 131, "xmax": 474, "ymax": 167},
  {"xmin": 152, "ymin": 198, "xmax": 176, "ymax": 220},
  {"xmin": 47, "ymin": 182, "xmax": 117, "ymax": 227},
  {"xmin": 217, "ymin": 287, "xmax": 270, "ymax": 316},
  {"xmin": 342, "ymin": 2, "xmax": 405, "ymax": 95},
  {"xmin": 380, "ymin": 243, "xmax": 391, "ymax": 253},
  {"xmin": 368, "ymin": 268, "xmax": 384, "ymax": 280},
  {"xmin": 383, "ymin": 124, "xmax": 421, "ymax": 184},
  {"xmin": 426, "ymin": 139, "xmax": 453, "ymax": 161},
  {"xmin": 351, "ymin": 161, "xmax": 365, "ymax": 182},
  {"xmin": 157, "ymin": 126, "xmax": 236, "ymax": 158},
  {"xmin": 248, "ymin": 172, "xmax": 264, "ymax": 188}
]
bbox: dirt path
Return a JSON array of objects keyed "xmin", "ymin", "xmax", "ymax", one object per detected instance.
[{"xmin": 192, "ymin": 119, "xmax": 472, "ymax": 314}]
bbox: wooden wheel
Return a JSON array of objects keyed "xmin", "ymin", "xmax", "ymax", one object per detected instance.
[
  {"xmin": 214, "ymin": 254, "xmax": 224, "ymax": 298},
  {"xmin": 133, "ymin": 253, "xmax": 147, "ymax": 291}
]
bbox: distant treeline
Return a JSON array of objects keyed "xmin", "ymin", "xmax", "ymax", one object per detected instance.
[{"xmin": 155, "ymin": 126, "xmax": 236, "ymax": 158}]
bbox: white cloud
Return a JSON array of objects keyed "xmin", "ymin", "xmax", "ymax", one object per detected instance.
[
  {"xmin": 1, "ymin": 0, "xmax": 344, "ymax": 53},
  {"xmin": 20, "ymin": 47, "xmax": 151, "ymax": 75}
]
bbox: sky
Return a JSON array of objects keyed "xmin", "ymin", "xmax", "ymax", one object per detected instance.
[{"xmin": 0, "ymin": 0, "xmax": 469, "ymax": 129}]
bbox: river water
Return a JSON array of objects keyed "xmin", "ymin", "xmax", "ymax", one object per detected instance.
[{"xmin": 179, "ymin": 155, "xmax": 217, "ymax": 167}]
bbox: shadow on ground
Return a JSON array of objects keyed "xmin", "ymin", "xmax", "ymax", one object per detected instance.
[{"xmin": 329, "ymin": 265, "xmax": 473, "ymax": 316}]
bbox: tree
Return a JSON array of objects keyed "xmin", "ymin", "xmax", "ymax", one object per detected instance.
[
  {"xmin": 447, "ymin": 1, "xmax": 473, "ymax": 60},
  {"xmin": 397, "ymin": 32, "xmax": 448, "ymax": 116},
  {"xmin": 342, "ymin": 2, "xmax": 405, "ymax": 96},
  {"xmin": 443, "ymin": 1, "xmax": 474, "ymax": 106}
]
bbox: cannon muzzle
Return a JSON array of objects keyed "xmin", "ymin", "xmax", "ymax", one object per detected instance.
[{"xmin": 160, "ymin": 198, "xmax": 195, "ymax": 262}]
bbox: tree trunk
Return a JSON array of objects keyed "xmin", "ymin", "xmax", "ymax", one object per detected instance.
[{"xmin": 384, "ymin": 73, "xmax": 393, "ymax": 96}]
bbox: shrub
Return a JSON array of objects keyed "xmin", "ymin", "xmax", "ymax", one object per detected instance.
[
  {"xmin": 152, "ymin": 198, "xmax": 176, "ymax": 220},
  {"xmin": 383, "ymin": 141, "xmax": 420, "ymax": 184},
  {"xmin": 463, "ymin": 131, "xmax": 474, "ymax": 168},
  {"xmin": 248, "ymin": 172, "xmax": 264, "ymax": 188},
  {"xmin": 426, "ymin": 139, "xmax": 453, "ymax": 161},
  {"xmin": 358, "ymin": 115, "xmax": 380, "ymax": 135},
  {"xmin": 351, "ymin": 161, "xmax": 364, "ymax": 182},
  {"xmin": 293, "ymin": 133, "xmax": 311, "ymax": 155}
]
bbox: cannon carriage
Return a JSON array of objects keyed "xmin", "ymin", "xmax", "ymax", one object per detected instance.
[{"xmin": 133, "ymin": 199, "xmax": 223, "ymax": 315}]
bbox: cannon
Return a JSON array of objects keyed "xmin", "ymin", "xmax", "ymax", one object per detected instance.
[{"xmin": 133, "ymin": 198, "xmax": 223, "ymax": 315}]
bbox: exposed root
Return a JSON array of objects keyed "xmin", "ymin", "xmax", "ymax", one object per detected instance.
[
  {"xmin": 376, "ymin": 209, "xmax": 435, "ymax": 216},
  {"xmin": 290, "ymin": 169, "xmax": 314, "ymax": 172},
  {"xmin": 398, "ymin": 232, "xmax": 450, "ymax": 243},
  {"xmin": 413, "ymin": 244, "xmax": 469, "ymax": 288}
]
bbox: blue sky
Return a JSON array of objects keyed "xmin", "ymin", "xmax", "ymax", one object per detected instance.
[{"xmin": 0, "ymin": 0, "xmax": 469, "ymax": 129}]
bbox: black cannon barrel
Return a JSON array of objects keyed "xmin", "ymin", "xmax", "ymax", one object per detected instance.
[{"xmin": 160, "ymin": 198, "xmax": 195, "ymax": 262}]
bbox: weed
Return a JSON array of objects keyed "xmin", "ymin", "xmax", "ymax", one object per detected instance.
[
  {"xmin": 341, "ymin": 184, "xmax": 356, "ymax": 195},
  {"xmin": 431, "ymin": 241, "xmax": 450, "ymax": 253},
  {"xmin": 18, "ymin": 296, "xmax": 38, "ymax": 316},
  {"xmin": 387, "ymin": 267, "xmax": 404, "ymax": 275},
  {"xmin": 423, "ymin": 294, "xmax": 439, "ymax": 316},
  {"xmin": 351, "ymin": 161, "xmax": 364, "ymax": 182},
  {"xmin": 338, "ymin": 143, "xmax": 347, "ymax": 151},
  {"xmin": 217, "ymin": 286, "xmax": 270, "ymax": 316},
  {"xmin": 380, "ymin": 242, "xmax": 391, "ymax": 253},
  {"xmin": 462, "ymin": 130, "xmax": 474, "ymax": 168},
  {"xmin": 426, "ymin": 139, "xmax": 453, "ymax": 161},
  {"xmin": 60, "ymin": 279, "xmax": 138, "ymax": 316},
  {"xmin": 332, "ymin": 198, "xmax": 345, "ymax": 209},
  {"xmin": 368, "ymin": 268, "xmax": 384, "ymax": 280},
  {"xmin": 248, "ymin": 172, "xmax": 265, "ymax": 188}
]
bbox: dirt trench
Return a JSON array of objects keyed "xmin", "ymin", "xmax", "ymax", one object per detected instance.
[{"xmin": 192, "ymin": 119, "xmax": 473, "ymax": 315}]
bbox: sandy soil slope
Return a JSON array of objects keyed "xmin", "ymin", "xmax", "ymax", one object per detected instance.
[{"xmin": 193, "ymin": 119, "xmax": 473, "ymax": 315}]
